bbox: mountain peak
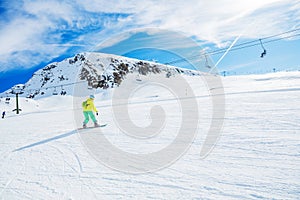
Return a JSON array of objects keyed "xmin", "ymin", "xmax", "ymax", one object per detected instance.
[{"xmin": 2, "ymin": 52, "xmax": 202, "ymax": 99}]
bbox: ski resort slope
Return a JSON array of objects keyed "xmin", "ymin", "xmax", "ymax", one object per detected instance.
[{"xmin": 0, "ymin": 71, "xmax": 300, "ymax": 199}]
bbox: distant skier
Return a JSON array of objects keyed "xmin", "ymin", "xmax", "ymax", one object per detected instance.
[
  {"xmin": 2, "ymin": 111, "xmax": 5, "ymax": 119},
  {"xmin": 82, "ymin": 95, "xmax": 99, "ymax": 128}
]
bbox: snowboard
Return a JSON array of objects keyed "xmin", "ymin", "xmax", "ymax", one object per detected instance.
[{"xmin": 77, "ymin": 124, "xmax": 107, "ymax": 130}]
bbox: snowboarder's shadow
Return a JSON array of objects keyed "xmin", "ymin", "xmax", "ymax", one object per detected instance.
[{"xmin": 13, "ymin": 130, "xmax": 77, "ymax": 152}]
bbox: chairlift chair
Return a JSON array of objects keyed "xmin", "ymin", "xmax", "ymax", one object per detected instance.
[
  {"xmin": 259, "ymin": 39, "xmax": 267, "ymax": 58},
  {"xmin": 52, "ymin": 87, "xmax": 58, "ymax": 95},
  {"xmin": 136, "ymin": 74, "xmax": 142, "ymax": 82},
  {"xmin": 205, "ymin": 54, "xmax": 212, "ymax": 69}
]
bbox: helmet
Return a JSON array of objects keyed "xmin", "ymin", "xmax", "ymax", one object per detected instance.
[{"xmin": 90, "ymin": 94, "xmax": 95, "ymax": 99}]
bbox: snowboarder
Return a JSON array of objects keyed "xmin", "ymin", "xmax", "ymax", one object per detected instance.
[
  {"xmin": 2, "ymin": 111, "xmax": 5, "ymax": 119},
  {"xmin": 82, "ymin": 95, "xmax": 99, "ymax": 128}
]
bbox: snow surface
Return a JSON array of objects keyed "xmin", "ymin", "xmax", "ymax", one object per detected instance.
[{"xmin": 0, "ymin": 71, "xmax": 300, "ymax": 199}]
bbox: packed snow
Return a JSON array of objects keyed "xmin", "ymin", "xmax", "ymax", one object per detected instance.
[{"xmin": 0, "ymin": 71, "xmax": 300, "ymax": 199}]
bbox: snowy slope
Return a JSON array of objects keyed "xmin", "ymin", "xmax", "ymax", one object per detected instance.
[{"xmin": 1, "ymin": 70, "xmax": 300, "ymax": 199}]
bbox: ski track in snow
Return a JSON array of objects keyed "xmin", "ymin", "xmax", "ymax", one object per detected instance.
[{"xmin": 0, "ymin": 72, "xmax": 300, "ymax": 199}]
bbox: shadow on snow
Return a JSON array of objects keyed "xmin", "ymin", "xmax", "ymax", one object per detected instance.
[{"xmin": 13, "ymin": 130, "xmax": 77, "ymax": 152}]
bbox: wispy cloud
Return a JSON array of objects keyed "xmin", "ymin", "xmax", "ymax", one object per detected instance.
[
  {"xmin": 0, "ymin": 0, "xmax": 130, "ymax": 71},
  {"xmin": 0, "ymin": 0, "xmax": 299, "ymax": 72},
  {"xmin": 78, "ymin": 0, "xmax": 299, "ymax": 42}
]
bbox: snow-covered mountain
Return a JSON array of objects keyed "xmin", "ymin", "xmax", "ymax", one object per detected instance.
[{"xmin": 1, "ymin": 52, "xmax": 201, "ymax": 99}]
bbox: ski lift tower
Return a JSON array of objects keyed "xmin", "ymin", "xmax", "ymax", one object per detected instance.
[{"xmin": 11, "ymin": 84, "xmax": 25, "ymax": 114}]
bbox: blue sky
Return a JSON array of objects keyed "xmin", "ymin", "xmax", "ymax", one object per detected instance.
[{"xmin": 0, "ymin": 0, "xmax": 300, "ymax": 92}]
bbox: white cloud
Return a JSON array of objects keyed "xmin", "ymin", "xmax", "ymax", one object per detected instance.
[
  {"xmin": 74, "ymin": 0, "xmax": 147, "ymax": 14},
  {"xmin": 136, "ymin": 0, "xmax": 298, "ymax": 42},
  {"xmin": 0, "ymin": 0, "xmax": 98, "ymax": 71},
  {"xmin": 84, "ymin": 0, "xmax": 298, "ymax": 42},
  {"xmin": 0, "ymin": 0, "xmax": 299, "ymax": 72},
  {"xmin": 0, "ymin": 0, "xmax": 76, "ymax": 71}
]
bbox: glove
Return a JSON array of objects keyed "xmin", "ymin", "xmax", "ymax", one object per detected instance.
[{"xmin": 96, "ymin": 112, "xmax": 98, "ymax": 116}]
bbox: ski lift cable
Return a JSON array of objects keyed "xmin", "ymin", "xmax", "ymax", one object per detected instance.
[
  {"xmin": 18, "ymin": 80, "xmax": 86, "ymax": 94},
  {"xmin": 262, "ymin": 33, "xmax": 300, "ymax": 45},
  {"xmin": 164, "ymin": 29, "xmax": 300, "ymax": 66},
  {"xmin": 202, "ymin": 33, "xmax": 300, "ymax": 59},
  {"xmin": 210, "ymin": 33, "xmax": 300, "ymax": 56},
  {"xmin": 219, "ymin": 31, "xmax": 299, "ymax": 55},
  {"xmin": 208, "ymin": 27, "xmax": 300, "ymax": 54},
  {"xmin": 167, "ymin": 32, "xmax": 300, "ymax": 66}
]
